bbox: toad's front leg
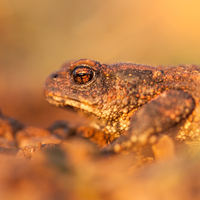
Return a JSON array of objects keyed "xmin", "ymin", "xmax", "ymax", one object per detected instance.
[{"xmin": 104, "ymin": 90, "xmax": 195, "ymax": 153}]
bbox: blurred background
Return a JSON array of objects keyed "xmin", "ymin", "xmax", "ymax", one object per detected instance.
[{"xmin": 1, "ymin": 0, "xmax": 200, "ymax": 127}]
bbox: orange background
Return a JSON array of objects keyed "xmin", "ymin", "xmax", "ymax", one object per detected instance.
[{"xmin": 1, "ymin": 0, "xmax": 200, "ymax": 127}]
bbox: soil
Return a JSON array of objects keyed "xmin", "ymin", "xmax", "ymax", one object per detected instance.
[{"xmin": 0, "ymin": 91, "xmax": 200, "ymax": 200}]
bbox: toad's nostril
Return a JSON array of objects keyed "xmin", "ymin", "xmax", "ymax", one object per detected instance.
[{"xmin": 52, "ymin": 73, "xmax": 58, "ymax": 79}]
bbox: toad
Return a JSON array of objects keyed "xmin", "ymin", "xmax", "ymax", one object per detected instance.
[{"xmin": 43, "ymin": 59, "xmax": 200, "ymax": 153}]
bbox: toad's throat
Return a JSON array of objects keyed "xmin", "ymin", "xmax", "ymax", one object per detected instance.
[{"xmin": 46, "ymin": 95, "xmax": 97, "ymax": 113}]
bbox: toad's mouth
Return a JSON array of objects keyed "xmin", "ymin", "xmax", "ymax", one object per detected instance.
[{"xmin": 46, "ymin": 95, "xmax": 96, "ymax": 113}]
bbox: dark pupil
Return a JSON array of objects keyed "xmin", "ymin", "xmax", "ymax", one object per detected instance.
[{"xmin": 73, "ymin": 66, "xmax": 94, "ymax": 84}]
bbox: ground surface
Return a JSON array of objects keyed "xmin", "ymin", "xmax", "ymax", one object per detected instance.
[{"xmin": 0, "ymin": 101, "xmax": 200, "ymax": 200}]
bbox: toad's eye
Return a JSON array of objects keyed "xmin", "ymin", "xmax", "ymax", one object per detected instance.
[{"xmin": 72, "ymin": 66, "xmax": 94, "ymax": 85}]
